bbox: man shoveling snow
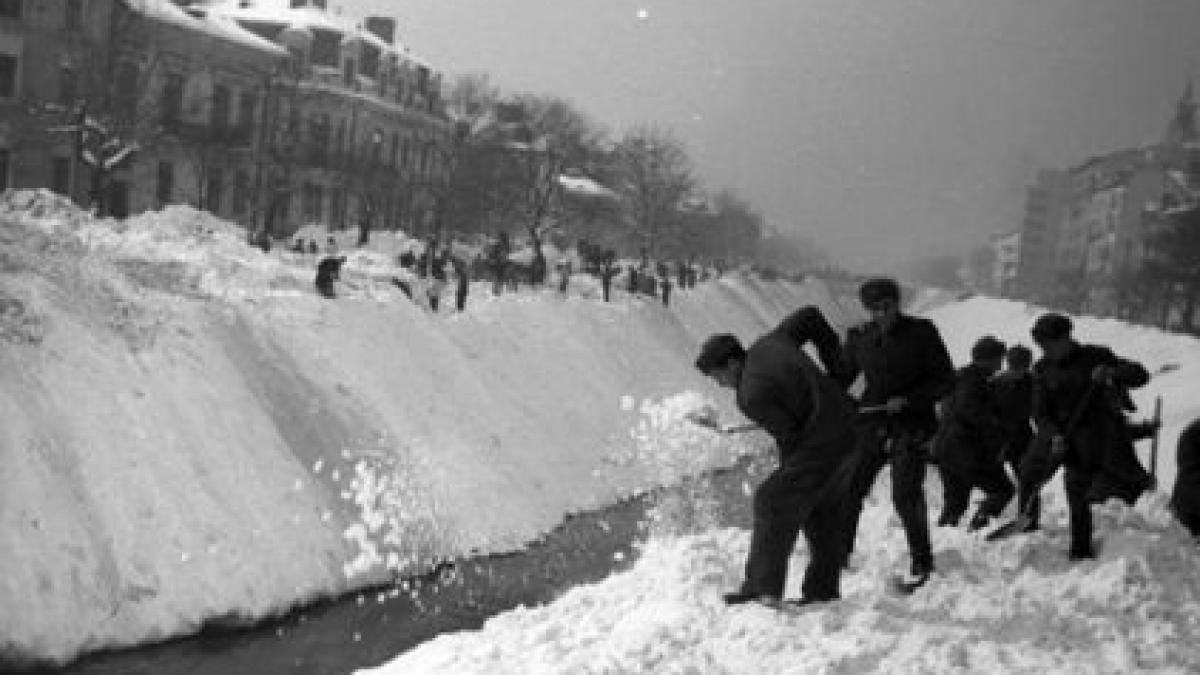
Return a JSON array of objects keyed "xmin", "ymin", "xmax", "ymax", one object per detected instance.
[{"xmin": 693, "ymin": 307, "xmax": 860, "ymax": 608}]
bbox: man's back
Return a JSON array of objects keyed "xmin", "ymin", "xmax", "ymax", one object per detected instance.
[{"xmin": 737, "ymin": 332, "xmax": 856, "ymax": 470}]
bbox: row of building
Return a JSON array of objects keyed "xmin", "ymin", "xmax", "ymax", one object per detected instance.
[
  {"xmin": 992, "ymin": 83, "xmax": 1200, "ymax": 323},
  {"xmin": 0, "ymin": 0, "xmax": 453, "ymax": 236}
]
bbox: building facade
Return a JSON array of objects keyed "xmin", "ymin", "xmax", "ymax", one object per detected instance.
[
  {"xmin": 0, "ymin": 0, "xmax": 450, "ymax": 238},
  {"xmin": 990, "ymin": 230, "xmax": 1021, "ymax": 298},
  {"xmin": 1015, "ymin": 168, "xmax": 1070, "ymax": 301},
  {"xmin": 211, "ymin": 0, "xmax": 451, "ymax": 237}
]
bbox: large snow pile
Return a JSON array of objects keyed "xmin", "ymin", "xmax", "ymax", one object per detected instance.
[
  {"xmin": 364, "ymin": 294, "xmax": 1200, "ymax": 674},
  {"xmin": 0, "ymin": 191, "xmax": 857, "ymax": 666}
]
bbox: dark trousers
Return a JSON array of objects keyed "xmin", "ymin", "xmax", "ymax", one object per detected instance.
[
  {"xmin": 938, "ymin": 459, "xmax": 1014, "ymax": 522},
  {"xmin": 1064, "ymin": 465, "xmax": 1096, "ymax": 556},
  {"xmin": 456, "ymin": 289, "xmax": 468, "ymax": 312},
  {"xmin": 743, "ymin": 463, "xmax": 849, "ymax": 600},
  {"xmin": 845, "ymin": 426, "xmax": 933, "ymax": 571}
]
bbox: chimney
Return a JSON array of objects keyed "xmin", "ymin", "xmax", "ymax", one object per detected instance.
[{"xmin": 364, "ymin": 16, "xmax": 395, "ymax": 45}]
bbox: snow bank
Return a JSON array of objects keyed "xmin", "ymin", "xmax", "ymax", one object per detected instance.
[{"xmin": 0, "ymin": 192, "xmax": 859, "ymax": 666}]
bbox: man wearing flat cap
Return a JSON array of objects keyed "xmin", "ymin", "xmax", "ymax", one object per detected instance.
[
  {"xmin": 932, "ymin": 335, "xmax": 1015, "ymax": 531},
  {"xmin": 1015, "ymin": 312, "xmax": 1154, "ymax": 560},
  {"xmin": 837, "ymin": 277, "xmax": 955, "ymax": 590},
  {"xmin": 694, "ymin": 306, "xmax": 860, "ymax": 607}
]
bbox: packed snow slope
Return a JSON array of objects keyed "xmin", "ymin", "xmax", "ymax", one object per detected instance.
[
  {"xmin": 368, "ymin": 296, "xmax": 1200, "ymax": 675},
  {"xmin": 0, "ymin": 191, "xmax": 866, "ymax": 666}
]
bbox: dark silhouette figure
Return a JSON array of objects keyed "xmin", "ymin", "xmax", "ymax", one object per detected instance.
[{"xmin": 315, "ymin": 256, "xmax": 347, "ymax": 299}]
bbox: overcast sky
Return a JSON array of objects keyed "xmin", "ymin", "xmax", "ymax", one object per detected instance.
[{"xmin": 345, "ymin": 0, "xmax": 1200, "ymax": 272}]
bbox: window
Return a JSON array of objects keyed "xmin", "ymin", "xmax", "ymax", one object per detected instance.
[
  {"xmin": 360, "ymin": 45, "xmax": 379, "ymax": 79},
  {"xmin": 108, "ymin": 180, "xmax": 130, "ymax": 218},
  {"xmin": 416, "ymin": 67, "xmax": 430, "ymax": 95},
  {"xmin": 59, "ymin": 67, "xmax": 76, "ymax": 105},
  {"xmin": 238, "ymin": 92, "xmax": 257, "ymax": 131},
  {"xmin": 210, "ymin": 84, "xmax": 230, "ymax": 132},
  {"xmin": 162, "ymin": 73, "xmax": 184, "ymax": 124},
  {"xmin": 308, "ymin": 114, "xmax": 330, "ymax": 163},
  {"xmin": 156, "ymin": 161, "xmax": 174, "ymax": 207},
  {"xmin": 311, "ymin": 30, "xmax": 339, "ymax": 67},
  {"xmin": 233, "ymin": 170, "xmax": 250, "ymax": 215},
  {"xmin": 51, "ymin": 156, "xmax": 71, "ymax": 195},
  {"xmin": 0, "ymin": 0, "xmax": 22, "ymax": 19},
  {"xmin": 65, "ymin": 0, "xmax": 81, "ymax": 30},
  {"xmin": 400, "ymin": 137, "xmax": 410, "ymax": 169},
  {"xmin": 115, "ymin": 62, "xmax": 139, "ymax": 116},
  {"xmin": 0, "ymin": 148, "xmax": 9, "ymax": 192},
  {"xmin": 205, "ymin": 168, "xmax": 223, "ymax": 214},
  {"xmin": 342, "ymin": 58, "xmax": 356, "ymax": 87},
  {"xmin": 0, "ymin": 53, "xmax": 17, "ymax": 98}
]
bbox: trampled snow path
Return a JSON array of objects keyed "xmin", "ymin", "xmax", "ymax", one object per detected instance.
[{"xmin": 363, "ymin": 471, "xmax": 1200, "ymax": 674}]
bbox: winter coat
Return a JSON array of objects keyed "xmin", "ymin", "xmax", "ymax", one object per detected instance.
[
  {"xmin": 993, "ymin": 370, "xmax": 1034, "ymax": 461},
  {"xmin": 736, "ymin": 326, "xmax": 857, "ymax": 478},
  {"xmin": 840, "ymin": 314, "xmax": 955, "ymax": 436},
  {"xmin": 772, "ymin": 305, "xmax": 848, "ymax": 381},
  {"xmin": 932, "ymin": 364, "xmax": 1003, "ymax": 469},
  {"xmin": 1032, "ymin": 342, "xmax": 1153, "ymax": 504},
  {"xmin": 1171, "ymin": 418, "xmax": 1200, "ymax": 534}
]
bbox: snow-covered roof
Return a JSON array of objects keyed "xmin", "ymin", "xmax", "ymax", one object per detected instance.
[
  {"xmin": 199, "ymin": 0, "xmax": 433, "ymax": 68},
  {"xmin": 558, "ymin": 175, "xmax": 616, "ymax": 198},
  {"xmin": 124, "ymin": 1, "xmax": 289, "ymax": 56}
]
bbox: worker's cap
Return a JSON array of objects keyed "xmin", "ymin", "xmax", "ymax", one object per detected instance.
[
  {"xmin": 971, "ymin": 335, "xmax": 1006, "ymax": 361},
  {"xmin": 859, "ymin": 278, "xmax": 901, "ymax": 307},
  {"xmin": 694, "ymin": 334, "xmax": 746, "ymax": 374},
  {"xmin": 1031, "ymin": 313, "xmax": 1072, "ymax": 344}
]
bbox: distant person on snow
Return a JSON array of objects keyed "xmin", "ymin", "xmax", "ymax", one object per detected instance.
[
  {"xmin": 1171, "ymin": 418, "xmax": 1200, "ymax": 539},
  {"xmin": 600, "ymin": 253, "xmax": 617, "ymax": 302},
  {"xmin": 453, "ymin": 257, "xmax": 470, "ymax": 311},
  {"xmin": 1012, "ymin": 313, "xmax": 1154, "ymax": 560},
  {"xmin": 694, "ymin": 306, "xmax": 860, "ymax": 608},
  {"xmin": 837, "ymin": 277, "xmax": 955, "ymax": 591},
  {"xmin": 932, "ymin": 336, "xmax": 1014, "ymax": 531},
  {"xmin": 315, "ymin": 255, "xmax": 347, "ymax": 299}
]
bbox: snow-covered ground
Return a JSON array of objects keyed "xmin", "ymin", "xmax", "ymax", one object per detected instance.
[
  {"xmin": 0, "ymin": 191, "xmax": 860, "ymax": 666},
  {"xmin": 363, "ymin": 300, "xmax": 1200, "ymax": 673}
]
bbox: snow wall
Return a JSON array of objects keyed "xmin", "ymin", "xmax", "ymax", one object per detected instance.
[{"xmin": 0, "ymin": 192, "xmax": 866, "ymax": 666}]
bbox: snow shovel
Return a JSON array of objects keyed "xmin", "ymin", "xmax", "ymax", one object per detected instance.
[
  {"xmin": 986, "ymin": 380, "xmax": 1099, "ymax": 542},
  {"xmin": 683, "ymin": 411, "xmax": 760, "ymax": 435}
]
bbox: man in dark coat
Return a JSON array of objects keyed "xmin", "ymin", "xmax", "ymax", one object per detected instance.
[
  {"xmin": 994, "ymin": 344, "xmax": 1035, "ymax": 476},
  {"xmin": 1019, "ymin": 312, "xmax": 1154, "ymax": 560},
  {"xmin": 314, "ymin": 255, "xmax": 347, "ymax": 299},
  {"xmin": 695, "ymin": 308, "xmax": 859, "ymax": 607},
  {"xmin": 933, "ymin": 336, "xmax": 1014, "ymax": 530},
  {"xmin": 837, "ymin": 277, "xmax": 955, "ymax": 588},
  {"xmin": 1171, "ymin": 418, "xmax": 1200, "ymax": 538}
]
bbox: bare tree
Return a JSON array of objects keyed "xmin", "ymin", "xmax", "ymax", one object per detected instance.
[
  {"xmin": 611, "ymin": 127, "xmax": 695, "ymax": 261},
  {"xmin": 29, "ymin": 8, "xmax": 165, "ymax": 216}
]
